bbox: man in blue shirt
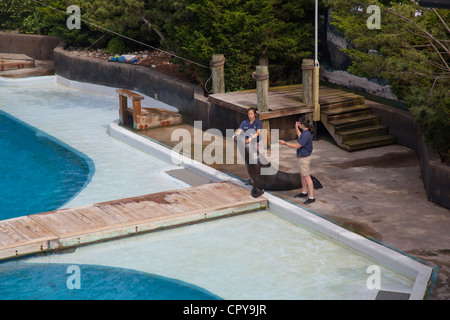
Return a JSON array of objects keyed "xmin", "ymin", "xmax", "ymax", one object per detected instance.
[{"xmin": 278, "ymin": 117, "xmax": 315, "ymax": 204}]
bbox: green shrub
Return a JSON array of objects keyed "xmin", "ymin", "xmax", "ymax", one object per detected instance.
[{"xmin": 106, "ymin": 37, "xmax": 125, "ymax": 54}]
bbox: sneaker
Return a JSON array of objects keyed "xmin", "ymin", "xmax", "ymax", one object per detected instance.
[
  {"xmin": 294, "ymin": 192, "xmax": 308, "ymax": 198},
  {"xmin": 304, "ymin": 198, "xmax": 315, "ymax": 204}
]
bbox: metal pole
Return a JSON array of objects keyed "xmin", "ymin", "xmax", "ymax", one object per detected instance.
[
  {"xmin": 313, "ymin": 0, "xmax": 321, "ymax": 133},
  {"xmin": 315, "ymin": 0, "xmax": 319, "ymax": 67}
]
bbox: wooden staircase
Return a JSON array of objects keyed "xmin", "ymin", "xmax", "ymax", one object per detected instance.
[{"xmin": 320, "ymin": 96, "xmax": 396, "ymax": 151}]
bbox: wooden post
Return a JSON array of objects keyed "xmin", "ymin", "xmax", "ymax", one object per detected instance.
[
  {"xmin": 132, "ymin": 99, "xmax": 142, "ymax": 130},
  {"xmin": 313, "ymin": 66, "xmax": 321, "ymax": 122},
  {"xmin": 116, "ymin": 89, "xmax": 144, "ymax": 129},
  {"xmin": 210, "ymin": 54, "xmax": 225, "ymax": 94},
  {"xmin": 302, "ymin": 59, "xmax": 314, "ymax": 107},
  {"xmin": 253, "ymin": 65, "xmax": 270, "ymax": 148},
  {"xmin": 255, "ymin": 65, "xmax": 269, "ymax": 112},
  {"xmin": 119, "ymin": 94, "xmax": 128, "ymax": 125}
]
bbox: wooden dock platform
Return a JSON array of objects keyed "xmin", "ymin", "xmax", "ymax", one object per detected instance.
[
  {"xmin": 0, "ymin": 53, "xmax": 35, "ymax": 71},
  {"xmin": 208, "ymin": 84, "xmax": 364, "ymax": 120},
  {"xmin": 0, "ymin": 182, "xmax": 267, "ymax": 261},
  {"xmin": 209, "ymin": 84, "xmax": 396, "ymax": 151}
]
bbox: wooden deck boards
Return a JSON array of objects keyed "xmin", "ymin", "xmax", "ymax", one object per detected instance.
[
  {"xmin": 208, "ymin": 84, "xmax": 364, "ymax": 120},
  {"xmin": 0, "ymin": 182, "xmax": 267, "ymax": 260}
]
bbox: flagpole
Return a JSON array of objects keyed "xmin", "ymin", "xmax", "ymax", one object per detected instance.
[{"xmin": 313, "ymin": 0, "xmax": 321, "ymax": 126}]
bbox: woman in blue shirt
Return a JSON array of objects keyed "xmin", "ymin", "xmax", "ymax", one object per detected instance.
[
  {"xmin": 232, "ymin": 107, "xmax": 262, "ymax": 144},
  {"xmin": 278, "ymin": 117, "xmax": 315, "ymax": 204},
  {"xmin": 232, "ymin": 107, "xmax": 263, "ymax": 185}
]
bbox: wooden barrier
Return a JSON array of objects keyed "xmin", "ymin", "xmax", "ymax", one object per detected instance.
[{"xmin": 117, "ymin": 88, "xmax": 182, "ymax": 130}]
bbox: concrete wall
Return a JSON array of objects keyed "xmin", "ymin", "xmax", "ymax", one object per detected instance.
[
  {"xmin": 0, "ymin": 32, "xmax": 63, "ymax": 60},
  {"xmin": 369, "ymin": 100, "xmax": 420, "ymax": 151},
  {"xmin": 53, "ymin": 47, "xmax": 305, "ymax": 140},
  {"xmin": 53, "ymin": 46, "xmax": 201, "ymax": 116},
  {"xmin": 369, "ymin": 100, "xmax": 449, "ymax": 209},
  {"xmin": 418, "ymin": 136, "xmax": 450, "ymax": 209}
]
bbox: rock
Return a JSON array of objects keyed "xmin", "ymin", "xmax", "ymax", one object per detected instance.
[
  {"xmin": 326, "ymin": 10, "xmax": 353, "ymax": 70},
  {"xmin": 320, "ymin": 67, "xmax": 398, "ymax": 100}
]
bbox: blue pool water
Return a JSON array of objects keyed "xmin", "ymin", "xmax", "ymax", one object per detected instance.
[
  {"xmin": 0, "ymin": 111, "xmax": 93, "ymax": 220},
  {"xmin": 0, "ymin": 262, "xmax": 221, "ymax": 300}
]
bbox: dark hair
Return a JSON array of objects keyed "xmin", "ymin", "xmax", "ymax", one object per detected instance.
[
  {"xmin": 298, "ymin": 116, "xmax": 315, "ymax": 135},
  {"xmin": 247, "ymin": 107, "xmax": 257, "ymax": 115}
]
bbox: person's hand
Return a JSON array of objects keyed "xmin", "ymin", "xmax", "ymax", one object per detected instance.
[
  {"xmin": 245, "ymin": 137, "xmax": 252, "ymax": 144},
  {"xmin": 278, "ymin": 140, "xmax": 286, "ymax": 145},
  {"xmin": 295, "ymin": 121, "xmax": 300, "ymax": 128}
]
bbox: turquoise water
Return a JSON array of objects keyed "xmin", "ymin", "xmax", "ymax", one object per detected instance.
[
  {"xmin": 0, "ymin": 76, "xmax": 188, "ymax": 210},
  {"xmin": 0, "ymin": 111, "xmax": 93, "ymax": 220},
  {"xmin": 0, "ymin": 262, "xmax": 221, "ymax": 300}
]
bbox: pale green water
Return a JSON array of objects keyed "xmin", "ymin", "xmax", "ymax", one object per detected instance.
[{"xmin": 21, "ymin": 211, "xmax": 414, "ymax": 299}]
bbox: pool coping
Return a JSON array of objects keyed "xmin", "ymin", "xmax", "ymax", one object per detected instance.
[{"xmin": 108, "ymin": 119, "xmax": 434, "ymax": 300}]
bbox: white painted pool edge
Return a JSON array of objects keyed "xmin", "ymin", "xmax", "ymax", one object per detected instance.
[{"xmin": 108, "ymin": 119, "xmax": 432, "ymax": 300}]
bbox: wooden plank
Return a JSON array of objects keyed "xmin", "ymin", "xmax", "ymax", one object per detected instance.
[
  {"xmin": 259, "ymin": 107, "xmax": 313, "ymax": 120},
  {"xmin": 0, "ymin": 53, "xmax": 34, "ymax": 61},
  {"xmin": 116, "ymin": 88, "xmax": 144, "ymax": 100},
  {"xmin": 0, "ymin": 53, "xmax": 35, "ymax": 72},
  {"xmin": 0, "ymin": 60, "xmax": 35, "ymax": 71},
  {"xmin": 0, "ymin": 216, "xmax": 57, "ymax": 260}
]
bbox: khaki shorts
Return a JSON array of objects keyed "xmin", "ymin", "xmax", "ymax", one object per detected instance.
[{"xmin": 297, "ymin": 155, "xmax": 311, "ymax": 176}]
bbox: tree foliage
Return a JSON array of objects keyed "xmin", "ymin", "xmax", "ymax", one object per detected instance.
[
  {"xmin": 0, "ymin": 0, "xmax": 34, "ymax": 31},
  {"xmin": 170, "ymin": 0, "xmax": 315, "ymax": 90},
  {"xmin": 324, "ymin": 0, "xmax": 449, "ymax": 162},
  {"xmin": 1, "ymin": 0, "xmax": 317, "ymax": 90}
]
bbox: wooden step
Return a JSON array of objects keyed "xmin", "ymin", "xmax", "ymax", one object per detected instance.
[
  {"xmin": 321, "ymin": 104, "xmax": 371, "ymax": 116},
  {"xmin": 343, "ymin": 135, "xmax": 397, "ymax": 151},
  {"xmin": 329, "ymin": 114, "xmax": 380, "ymax": 132},
  {"xmin": 327, "ymin": 110, "xmax": 373, "ymax": 122},
  {"xmin": 320, "ymin": 97, "xmax": 365, "ymax": 110},
  {"xmin": 337, "ymin": 125, "xmax": 388, "ymax": 143}
]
